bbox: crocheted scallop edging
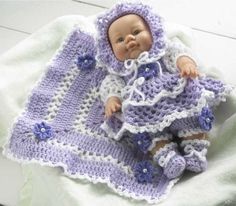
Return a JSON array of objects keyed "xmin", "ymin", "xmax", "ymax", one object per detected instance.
[
  {"xmin": 3, "ymin": 136, "xmax": 134, "ymax": 175},
  {"xmin": 3, "ymin": 148, "xmax": 179, "ymax": 204},
  {"xmin": 110, "ymin": 91, "xmax": 213, "ymax": 140},
  {"xmin": 153, "ymin": 142, "xmax": 177, "ymax": 160},
  {"xmin": 180, "ymin": 139, "xmax": 211, "ymax": 147},
  {"xmin": 122, "ymin": 77, "xmax": 187, "ymax": 108},
  {"xmin": 148, "ymin": 134, "xmax": 173, "ymax": 152},
  {"xmin": 112, "ymin": 86, "xmax": 232, "ymax": 140}
]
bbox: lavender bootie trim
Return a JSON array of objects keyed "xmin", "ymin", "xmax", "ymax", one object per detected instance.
[
  {"xmin": 153, "ymin": 142, "xmax": 186, "ymax": 179},
  {"xmin": 181, "ymin": 139, "xmax": 210, "ymax": 173}
]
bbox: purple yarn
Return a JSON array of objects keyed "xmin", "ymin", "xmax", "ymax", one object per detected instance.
[
  {"xmin": 96, "ymin": 2, "xmax": 166, "ymax": 73},
  {"xmin": 77, "ymin": 54, "xmax": 96, "ymax": 71},
  {"xmin": 198, "ymin": 107, "xmax": 214, "ymax": 131},
  {"xmin": 106, "ymin": 115, "xmax": 123, "ymax": 133},
  {"xmin": 164, "ymin": 155, "xmax": 186, "ymax": 179},
  {"xmin": 132, "ymin": 132, "xmax": 152, "ymax": 153},
  {"xmin": 137, "ymin": 62, "xmax": 160, "ymax": 80},
  {"xmin": 181, "ymin": 140, "xmax": 209, "ymax": 172},
  {"xmin": 153, "ymin": 143, "xmax": 186, "ymax": 179},
  {"xmin": 96, "ymin": 2, "xmax": 230, "ymax": 140},
  {"xmin": 184, "ymin": 155, "xmax": 207, "ymax": 173},
  {"xmin": 134, "ymin": 160, "xmax": 154, "ymax": 184},
  {"xmin": 4, "ymin": 28, "xmax": 174, "ymax": 203},
  {"xmin": 114, "ymin": 75, "xmax": 227, "ymax": 137},
  {"xmin": 162, "ymin": 75, "xmax": 179, "ymax": 91},
  {"xmin": 3, "ymin": 3, "xmax": 232, "ymax": 203},
  {"xmin": 33, "ymin": 121, "xmax": 53, "ymax": 141}
]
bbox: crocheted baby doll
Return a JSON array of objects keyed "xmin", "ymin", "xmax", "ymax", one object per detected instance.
[{"xmin": 96, "ymin": 1, "xmax": 232, "ymax": 182}]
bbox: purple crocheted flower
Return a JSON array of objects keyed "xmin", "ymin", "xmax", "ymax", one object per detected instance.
[
  {"xmin": 137, "ymin": 62, "xmax": 160, "ymax": 80},
  {"xmin": 33, "ymin": 121, "xmax": 53, "ymax": 141},
  {"xmin": 134, "ymin": 160, "xmax": 154, "ymax": 184},
  {"xmin": 77, "ymin": 54, "xmax": 96, "ymax": 70},
  {"xmin": 198, "ymin": 107, "xmax": 214, "ymax": 131},
  {"xmin": 133, "ymin": 132, "xmax": 152, "ymax": 153}
]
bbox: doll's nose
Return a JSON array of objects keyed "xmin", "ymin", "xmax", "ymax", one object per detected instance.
[{"xmin": 124, "ymin": 34, "xmax": 136, "ymax": 44}]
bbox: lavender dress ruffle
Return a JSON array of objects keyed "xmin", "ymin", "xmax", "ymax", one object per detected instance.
[
  {"xmin": 3, "ymin": 28, "xmax": 181, "ymax": 204},
  {"xmin": 95, "ymin": 1, "xmax": 232, "ymax": 141},
  {"xmin": 103, "ymin": 58, "xmax": 232, "ymax": 140}
]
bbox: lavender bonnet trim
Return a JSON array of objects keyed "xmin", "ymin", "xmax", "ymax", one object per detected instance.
[{"xmin": 96, "ymin": 1, "xmax": 167, "ymax": 74}]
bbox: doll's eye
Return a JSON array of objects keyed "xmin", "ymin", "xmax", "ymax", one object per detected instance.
[
  {"xmin": 133, "ymin": 30, "xmax": 140, "ymax": 35},
  {"xmin": 117, "ymin": 37, "xmax": 124, "ymax": 43}
]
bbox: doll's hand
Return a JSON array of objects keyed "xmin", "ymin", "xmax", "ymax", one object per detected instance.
[
  {"xmin": 177, "ymin": 56, "xmax": 199, "ymax": 78},
  {"xmin": 105, "ymin": 96, "xmax": 122, "ymax": 118}
]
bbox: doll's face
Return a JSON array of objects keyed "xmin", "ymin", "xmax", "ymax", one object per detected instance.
[{"xmin": 108, "ymin": 14, "xmax": 152, "ymax": 61}]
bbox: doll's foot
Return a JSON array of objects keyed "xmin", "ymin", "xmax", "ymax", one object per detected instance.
[
  {"xmin": 153, "ymin": 142, "xmax": 186, "ymax": 179},
  {"xmin": 180, "ymin": 139, "xmax": 210, "ymax": 173}
]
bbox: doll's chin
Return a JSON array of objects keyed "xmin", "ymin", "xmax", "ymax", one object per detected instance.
[{"xmin": 128, "ymin": 50, "xmax": 142, "ymax": 59}]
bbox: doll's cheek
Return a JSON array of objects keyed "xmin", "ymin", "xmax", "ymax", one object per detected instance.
[{"xmin": 113, "ymin": 48, "xmax": 126, "ymax": 61}]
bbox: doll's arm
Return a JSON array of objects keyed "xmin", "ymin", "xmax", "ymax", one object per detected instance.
[
  {"xmin": 100, "ymin": 74, "xmax": 125, "ymax": 118},
  {"xmin": 104, "ymin": 96, "xmax": 122, "ymax": 118},
  {"xmin": 162, "ymin": 38, "xmax": 199, "ymax": 77},
  {"xmin": 176, "ymin": 55, "xmax": 199, "ymax": 78}
]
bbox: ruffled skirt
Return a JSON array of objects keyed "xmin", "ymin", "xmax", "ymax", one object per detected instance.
[{"xmin": 102, "ymin": 72, "xmax": 232, "ymax": 140}]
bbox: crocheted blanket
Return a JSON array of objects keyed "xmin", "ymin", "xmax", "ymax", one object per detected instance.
[
  {"xmin": 1, "ymin": 15, "xmax": 236, "ymax": 206},
  {"xmin": 3, "ymin": 27, "xmax": 179, "ymax": 204}
]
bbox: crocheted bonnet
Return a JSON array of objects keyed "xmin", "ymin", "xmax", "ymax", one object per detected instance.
[{"xmin": 96, "ymin": 1, "xmax": 167, "ymax": 74}]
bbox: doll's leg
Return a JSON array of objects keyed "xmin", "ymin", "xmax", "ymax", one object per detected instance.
[
  {"xmin": 169, "ymin": 107, "xmax": 214, "ymax": 173},
  {"xmin": 149, "ymin": 136, "xmax": 186, "ymax": 179},
  {"xmin": 180, "ymin": 133, "xmax": 210, "ymax": 173}
]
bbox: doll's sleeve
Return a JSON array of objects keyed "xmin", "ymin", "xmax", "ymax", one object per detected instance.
[
  {"xmin": 99, "ymin": 74, "xmax": 125, "ymax": 103},
  {"xmin": 162, "ymin": 38, "xmax": 196, "ymax": 73}
]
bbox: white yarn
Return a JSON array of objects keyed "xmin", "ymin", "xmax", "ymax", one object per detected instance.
[
  {"xmin": 122, "ymin": 77, "xmax": 187, "ymax": 108},
  {"xmin": 148, "ymin": 134, "xmax": 173, "ymax": 151},
  {"xmin": 158, "ymin": 150, "xmax": 176, "ymax": 167},
  {"xmin": 45, "ymin": 66, "xmax": 80, "ymax": 122},
  {"xmin": 162, "ymin": 39, "xmax": 196, "ymax": 73},
  {"xmin": 153, "ymin": 142, "xmax": 177, "ymax": 160},
  {"xmin": 99, "ymin": 74, "xmax": 125, "ymax": 103},
  {"xmin": 109, "ymin": 90, "xmax": 214, "ymax": 140},
  {"xmin": 100, "ymin": 39, "xmax": 194, "ymax": 109}
]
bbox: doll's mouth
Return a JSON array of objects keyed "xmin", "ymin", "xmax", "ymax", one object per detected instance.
[{"xmin": 126, "ymin": 41, "xmax": 138, "ymax": 50}]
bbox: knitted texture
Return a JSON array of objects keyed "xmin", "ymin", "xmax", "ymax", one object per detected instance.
[
  {"xmin": 3, "ymin": 1, "xmax": 233, "ymax": 203},
  {"xmin": 100, "ymin": 74, "xmax": 125, "ymax": 102},
  {"xmin": 181, "ymin": 139, "xmax": 210, "ymax": 172},
  {"xmin": 3, "ymin": 28, "xmax": 180, "ymax": 204},
  {"xmin": 96, "ymin": 1, "xmax": 166, "ymax": 74},
  {"xmin": 101, "ymin": 52, "xmax": 232, "ymax": 140},
  {"xmin": 153, "ymin": 142, "xmax": 186, "ymax": 179},
  {"xmin": 96, "ymin": 1, "xmax": 232, "ymax": 140}
]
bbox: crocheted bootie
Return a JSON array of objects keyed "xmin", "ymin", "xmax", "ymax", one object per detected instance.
[
  {"xmin": 153, "ymin": 142, "xmax": 186, "ymax": 179},
  {"xmin": 180, "ymin": 139, "xmax": 210, "ymax": 173}
]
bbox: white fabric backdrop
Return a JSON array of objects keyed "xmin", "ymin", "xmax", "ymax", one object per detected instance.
[{"xmin": 1, "ymin": 15, "xmax": 236, "ymax": 206}]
